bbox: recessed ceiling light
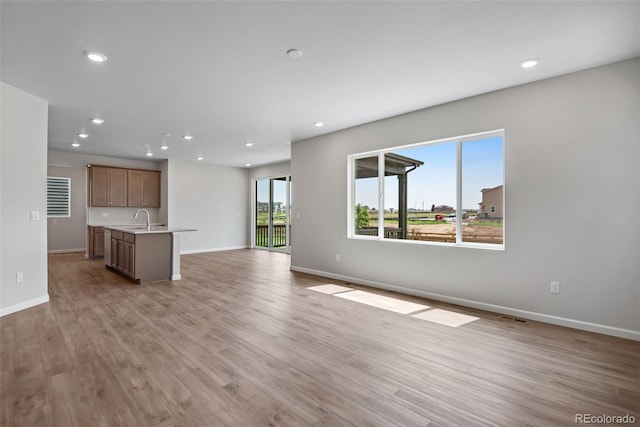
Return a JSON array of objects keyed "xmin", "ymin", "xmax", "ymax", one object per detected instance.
[
  {"xmin": 183, "ymin": 135, "xmax": 193, "ymax": 141},
  {"xmin": 160, "ymin": 144, "xmax": 169, "ymax": 150},
  {"xmin": 90, "ymin": 117, "xmax": 104, "ymax": 124},
  {"xmin": 71, "ymin": 142, "xmax": 81, "ymax": 147},
  {"xmin": 287, "ymin": 49, "xmax": 303, "ymax": 58},
  {"xmin": 520, "ymin": 58, "xmax": 540, "ymax": 69},
  {"xmin": 245, "ymin": 163, "xmax": 252, "ymax": 167},
  {"xmin": 314, "ymin": 122, "xmax": 324, "ymax": 127},
  {"xmin": 145, "ymin": 151, "xmax": 154, "ymax": 157},
  {"xmin": 245, "ymin": 142, "xmax": 254, "ymax": 147},
  {"xmin": 196, "ymin": 156, "xmax": 204, "ymax": 161},
  {"xmin": 85, "ymin": 51, "xmax": 108, "ymax": 63},
  {"xmin": 77, "ymin": 132, "xmax": 89, "ymax": 138}
]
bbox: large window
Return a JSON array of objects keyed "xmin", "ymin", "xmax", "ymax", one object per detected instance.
[{"xmin": 348, "ymin": 130, "xmax": 504, "ymax": 248}]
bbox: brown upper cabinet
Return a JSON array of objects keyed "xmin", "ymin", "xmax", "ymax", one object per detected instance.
[
  {"xmin": 89, "ymin": 166, "xmax": 127, "ymax": 206},
  {"xmin": 89, "ymin": 165, "xmax": 161, "ymax": 208},
  {"xmin": 127, "ymin": 169, "xmax": 161, "ymax": 207}
]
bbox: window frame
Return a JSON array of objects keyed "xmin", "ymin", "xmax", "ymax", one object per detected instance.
[
  {"xmin": 347, "ymin": 129, "xmax": 505, "ymax": 250},
  {"xmin": 47, "ymin": 176, "xmax": 71, "ymax": 218},
  {"xmin": 348, "ymin": 155, "xmax": 383, "ymax": 241}
]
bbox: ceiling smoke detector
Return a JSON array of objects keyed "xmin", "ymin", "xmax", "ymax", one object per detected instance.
[{"xmin": 287, "ymin": 49, "xmax": 303, "ymax": 58}]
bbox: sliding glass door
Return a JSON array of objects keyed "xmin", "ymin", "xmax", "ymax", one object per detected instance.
[{"xmin": 254, "ymin": 176, "xmax": 291, "ymax": 252}]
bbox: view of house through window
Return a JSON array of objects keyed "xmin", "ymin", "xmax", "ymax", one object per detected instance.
[
  {"xmin": 350, "ymin": 131, "xmax": 504, "ymax": 247},
  {"xmin": 462, "ymin": 135, "xmax": 504, "ymax": 244}
]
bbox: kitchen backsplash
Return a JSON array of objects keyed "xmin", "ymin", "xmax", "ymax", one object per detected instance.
[{"xmin": 88, "ymin": 207, "xmax": 162, "ymax": 226}]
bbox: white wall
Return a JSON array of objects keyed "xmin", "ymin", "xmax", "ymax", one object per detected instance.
[
  {"xmin": 167, "ymin": 160, "xmax": 250, "ymax": 253},
  {"xmin": 47, "ymin": 165, "xmax": 86, "ymax": 252},
  {"xmin": 1, "ymin": 83, "xmax": 49, "ymax": 316},
  {"xmin": 248, "ymin": 161, "xmax": 291, "ymax": 181},
  {"xmin": 290, "ymin": 58, "xmax": 640, "ymax": 339}
]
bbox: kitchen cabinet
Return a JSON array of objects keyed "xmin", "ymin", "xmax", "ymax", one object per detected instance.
[
  {"xmin": 110, "ymin": 230, "xmax": 124, "ymax": 271},
  {"xmin": 89, "ymin": 165, "xmax": 161, "ymax": 208},
  {"xmin": 88, "ymin": 226, "xmax": 105, "ymax": 258},
  {"xmin": 127, "ymin": 169, "xmax": 161, "ymax": 207},
  {"xmin": 108, "ymin": 229, "xmax": 171, "ymax": 283},
  {"xmin": 89, "ymin": 166, "xmax": 127, "ymax": 207},
  {"xmin": 110, "ymin": 230, "xmax": 136, "ymax": 278}
]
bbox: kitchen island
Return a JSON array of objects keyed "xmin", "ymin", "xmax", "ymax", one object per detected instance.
[{"xmin": 103, "ymin": 225, "xmax": 196, "ymax": 284}]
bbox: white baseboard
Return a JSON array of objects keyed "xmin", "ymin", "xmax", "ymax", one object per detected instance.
[
  {"xmin": 290, "ymin": 265, "xmax": 640, "ymax": 341},
  {"xmin": 171, "ymin": 274, "xmax": 181, "ymax": 280},
  {"xmin": 0, "ymin": 295, "xmax": 50, "ymax": 317},
  {"xmin": 181, "ymin": 245, "xmax": 248, "ymax": 255},
  {"xmin": 48, "ymin": 248, "xmax": 85, "ymax": 254}
]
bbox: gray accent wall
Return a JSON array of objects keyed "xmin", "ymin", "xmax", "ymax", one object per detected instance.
[
  {"xmin": 290, "ymin": 58, "xmax": 640, "ymax": 338},
  {"xmin": 47, "ymin": 165, "xmax": 86, "ymax": 252},
  {"xmin": 1, "ymin": 82, "xmax": 49, "ymax": 315}
]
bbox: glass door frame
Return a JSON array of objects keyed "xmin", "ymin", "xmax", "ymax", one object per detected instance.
[{"xmin": 252, "ymin": 175, "xmax": 291, "ymax": 253}]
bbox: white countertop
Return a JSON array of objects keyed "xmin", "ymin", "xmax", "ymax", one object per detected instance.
[
  {"xmin": 102, "ymin": 225, "xmax": 196, "ymax": 235},
  {"xmin": 89, "ymin": 222, "xmax": 165, "ymax": 227}
]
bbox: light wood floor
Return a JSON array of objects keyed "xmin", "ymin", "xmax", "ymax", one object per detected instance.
[{"xmin": 1, "ymin": 250, "xmax": 638, "ymax": 426}]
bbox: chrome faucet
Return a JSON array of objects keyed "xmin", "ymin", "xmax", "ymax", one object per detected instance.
[{"xmin": 134, "ymin": 209, "xmax": 151, "ymax": 230}]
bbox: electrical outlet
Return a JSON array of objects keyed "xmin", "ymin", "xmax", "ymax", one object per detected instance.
[
  {"xmin": 335, "ymin": 254, "xmax": 341, "ymax": 262},
  {"xmin": 550, "ymin": 281, "xmax": 560, "ymax": 294},
  {"xmin": 101, "ymin": 212, "xmax": 109, "ymax": 217},
  {"xmin": 16, "ymin": 272, "xmax": 24, "ymax": 283},
  {"xmin": 30, "ymin": 211, "xmax": 40, "ymax": 221},
  {"xmin": 187, "ymin": 237, "xmax": 192, "ymax": 243}
]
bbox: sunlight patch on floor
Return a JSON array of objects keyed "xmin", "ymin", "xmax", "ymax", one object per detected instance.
[
  {"xmin": 335, "ymin": 290, "xmax": 429, "ymax": 314},
  {"xmin": 412, "ymin": 308, "xmax": 479, "ymax": 327},
  {"xmin": 307, "ymin": 284, "xmax": 354, "ymax": 294},
  {"xmin": 307, "ymin": 285, "xmax": 479, "ymax": 327}
]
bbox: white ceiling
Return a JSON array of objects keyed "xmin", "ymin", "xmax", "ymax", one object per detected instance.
[{"xmin": 2, "ymin": 1, "xmax": 639, "ymax": 167}]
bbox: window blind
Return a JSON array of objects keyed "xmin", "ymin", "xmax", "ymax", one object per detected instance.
[{"xmin": 47, "ymin": 176, "xmax": 71, "ymax": 217}]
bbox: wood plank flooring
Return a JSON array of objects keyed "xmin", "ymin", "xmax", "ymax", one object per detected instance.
[{"xmin": 1, "ymin": 250, "xmax": 638, "ymax": 426}]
